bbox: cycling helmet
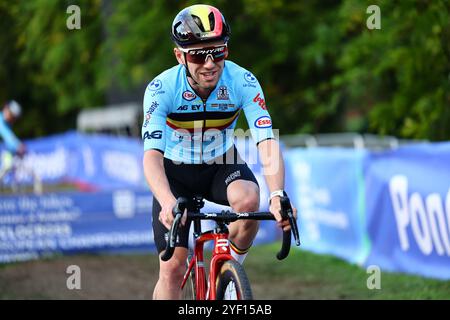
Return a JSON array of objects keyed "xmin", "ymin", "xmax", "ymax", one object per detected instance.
[
  {"xmin": 6, "ymin": 100, "xmax": 22, "ymax": 118},
  {"xmin": 171, "ymin": 4, "xmax": 231, "ymax": 48}
]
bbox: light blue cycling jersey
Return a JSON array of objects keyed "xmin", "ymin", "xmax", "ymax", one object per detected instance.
[
  {"xmin": 142, "ymin": 60, "xmax": 274, "ymax": 164},
  {"xmin": 0, "ymin": 113, "xmax": 21, "ymax": 153}
]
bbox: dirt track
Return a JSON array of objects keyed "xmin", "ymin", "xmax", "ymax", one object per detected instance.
[{"xmin": 0, "ymin": 254, "xmax": 157, "ymax": 299}]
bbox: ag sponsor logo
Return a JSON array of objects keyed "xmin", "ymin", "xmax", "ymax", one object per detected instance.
[
  {"xmin": 182, "ymin": 90, "xmax": 196, "ymax": 101},
  {"xmin": 254, "ymin": 116, "xmax": 272, "ymax": 128},
  {"xmin": 143, "ymin": 130, "xmax": 162, "ymax": 140},
  {"xmin": 148, "ymin": 79, "xmax": 162, "ymax": 91},
  {"xmin": 253, "ymin": 93, "xmax": 267, "ymax": 110},
  {"xmin": 177, "ymin": 104, "xmax": 201, "ymax": 111}
]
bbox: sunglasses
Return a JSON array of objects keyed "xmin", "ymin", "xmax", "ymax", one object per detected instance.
[{"xmin": 179, "ymin": 44, "xmax": 228, "ymax": 64}]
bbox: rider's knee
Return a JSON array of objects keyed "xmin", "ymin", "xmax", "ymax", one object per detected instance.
[
  {"xmin": 229, "ymin": 190, "xmax": 259, "ymax": 212},
  {"xmin": 159, "ymin": 256, "xmax": 185, "ymax": 283}
]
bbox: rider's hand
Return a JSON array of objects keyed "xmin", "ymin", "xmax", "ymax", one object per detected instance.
[
  {"xmin": 269, "ymin": 196, "xmax": 297, "ymax": 232},
  {"xmin": 159, "ymin": 197, "xmax": 188, "ymax": 229}
]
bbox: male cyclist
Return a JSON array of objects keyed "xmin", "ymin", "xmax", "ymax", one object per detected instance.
[
  {"xmin": 142, "ymin": 4, "xmax": 297, "ymax": 300},
  {"xmin": 0, "ymin": 100, "xmax": 26, "ymax": 179}
]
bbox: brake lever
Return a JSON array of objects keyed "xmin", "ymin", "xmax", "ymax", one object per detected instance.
[
  {"xmin": 160, "ymin": 197, "xmax": 189, "ymax": 262},
  {"xmin": 280, "ymin": 196, "xmax": 301, "ymax": 246}
]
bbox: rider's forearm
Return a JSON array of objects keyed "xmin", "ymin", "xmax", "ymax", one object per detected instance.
[
  {"xmin": 143, "ymin": 150, "xmax": 176, "ymax": 204},
  {"xmin": 257, "ymin": 139, "xmax": 285, "ymax": 193}
]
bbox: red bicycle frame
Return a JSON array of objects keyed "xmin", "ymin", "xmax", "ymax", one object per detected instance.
[{"xmin": 181, "ymin": 230, "xmax": 233, "ymax": 300}]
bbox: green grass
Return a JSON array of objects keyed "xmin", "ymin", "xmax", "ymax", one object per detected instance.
[{"xmin": 245, "ymin": 244, "xmax": 450, "ymax": 299}]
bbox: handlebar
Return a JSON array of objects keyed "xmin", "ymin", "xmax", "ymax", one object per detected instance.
[{"xmin": 160, "ymin": 196, "xmax": 300, "ymax": 262}]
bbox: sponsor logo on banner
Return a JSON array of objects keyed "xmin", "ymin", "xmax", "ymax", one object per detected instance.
[
  {"xmin": 217, "ymin": 86, "xmax": 229, "ymax": 100},
  {"xmin": 103, "ymin": 151, "xmax": 141, "ymax": 184},
  {"xmin": 253, "ymin": 93, "xmax": 267, "ymax": 110},
  {"xmin": 182, "ymin": 90, "xmax": 196, "ymax": 101},
  {"xmin": 113, "ymin": 190, "xmax": 136, "ymax": 219},
  {"xmin": 389, "ymin": 175, "xmax": 450, "ymax": 257},
  {"xmin": 254, "ymin": 116, "xmax": 272, "ymax": 128}
]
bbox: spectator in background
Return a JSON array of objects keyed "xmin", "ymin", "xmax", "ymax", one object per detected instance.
[{"xmin": 0, "ymin": 100, "xmax": 26, "ymax": 176}]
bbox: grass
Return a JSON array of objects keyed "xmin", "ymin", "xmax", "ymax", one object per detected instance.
[{"xmin": 245, "ymin": 244, "xmax": 450, "ymax": 299}]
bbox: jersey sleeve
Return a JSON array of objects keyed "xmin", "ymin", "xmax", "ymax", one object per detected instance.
[
  {"xmin": 0, "ymin": 116, "xmax": 21, "ymax": 153},
  {"xmin": 240, "ymin": 71, "xmax": 275, "ymax": 145},
  {"xmin": 142, "ymin": 78, "xmax": 171, "ymax": 153}
]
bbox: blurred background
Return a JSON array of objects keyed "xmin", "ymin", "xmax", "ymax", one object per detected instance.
[{"xmin": 0, "ymin": 0, "xmax": 449, "ymax": 299}]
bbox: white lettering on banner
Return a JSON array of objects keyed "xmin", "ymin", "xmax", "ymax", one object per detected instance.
[
  {"xmin": 113, "ymin": 190, "xmax": 135, "ymax": 219},
  {"xmin": 292, "ymin": 161, "xmax": 349, "ymax": 241},
  {"xmin": 19, "ymin": 148, "xmax": 68, "ymax": 181},
  {"xmin": 0, "ymin": 199, "xmax": 17, "ymax": 213},
  {"xmin": 0, "ymin": 223, "xmax": 72, "ymax": 240},
  {"xmin": 389, "ymin": 175, "xmax": 450, "ymax": 256},
  {"xmin": 0, "ymin": 253, "xmax": 39, "ymax": 263},
  {"xmin": 102, "ymin": 151, "xmax": 140, "ymax": 184},
  {"xmin": 82, "ymin": 146, "xmax": 96, "ymax": 177},
  {"xmin": 58, "ymin": 231, "xmax": 153, "ymax": 250}
]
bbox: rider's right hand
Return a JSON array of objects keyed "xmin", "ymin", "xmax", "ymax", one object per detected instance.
[
  {"xmin": 159, "ymin": 197, "xmax": 178, "ymax": 230},
  {"xmin": 160, "ymin": 196, "xmax": 188, "ymax": 230}
]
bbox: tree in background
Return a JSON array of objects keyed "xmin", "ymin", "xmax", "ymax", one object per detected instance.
[{"xmin": 0, "ymin": 0, "xmax": 448, "ymax": 140}]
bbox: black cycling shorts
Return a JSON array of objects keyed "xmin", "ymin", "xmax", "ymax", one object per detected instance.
[{"xmin": 152, "ymin": 146, "xmax": 259, "ymax": 253}]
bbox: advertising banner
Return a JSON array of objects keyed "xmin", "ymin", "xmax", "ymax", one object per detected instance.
[
  {"xmin": 364, "ymin": 143, "xmax": 450, "ymax": 279},
  {"xmin": 284, "ymin": 147, "xmax": 370, "ymax": 264}
]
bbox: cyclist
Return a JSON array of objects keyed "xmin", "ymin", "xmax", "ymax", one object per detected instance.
[
  {"xmin": 0, "ymin": 100, "xmax": 26, "ymax": 179},
  {"xmin": 142, "ymin": 4, "xmax": 297, "ymax": 300}
]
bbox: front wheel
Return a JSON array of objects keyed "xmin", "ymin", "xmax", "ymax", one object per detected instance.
[{"xmin": 215, "ymin": 260, "xmax": 253, "ymax": 300}]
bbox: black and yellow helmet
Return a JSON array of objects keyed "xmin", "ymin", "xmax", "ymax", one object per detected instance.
[{"xmin": 171, "ymin": 4, "xmax": 231, "ymax": 48}]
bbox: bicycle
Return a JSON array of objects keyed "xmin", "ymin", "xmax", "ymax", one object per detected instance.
[{"xmin": 161, "ymin": 195, "xmax": 300, "ymax": 300}]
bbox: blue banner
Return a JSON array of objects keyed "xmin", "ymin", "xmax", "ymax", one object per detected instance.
[
  {"xmin": 0, "ymin": 190, "xmax": 155, "ymax": 263},
  {"xmin": 1, "ymin": 131, "xmax": 148, "ymax": 190},
  {"xmin": 284, "ymin": 147, "xmax": 370, "ymax": 264},
  {"xmin": 0, "ymin": 191, "xmax": 277, "ymax": 263},
  {"xmin": 364, "ymin": 143, "xmax": 450, "ymax": 279}
]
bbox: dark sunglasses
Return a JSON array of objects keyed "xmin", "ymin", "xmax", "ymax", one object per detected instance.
[{"xmin": 179, "ymin": 44, "xmax": 228, "ymax": 64}]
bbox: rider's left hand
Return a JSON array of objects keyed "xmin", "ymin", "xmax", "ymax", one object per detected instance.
[{"xmin": 269, "ymin": 196, "xmax": 297, "ymax": 232}]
